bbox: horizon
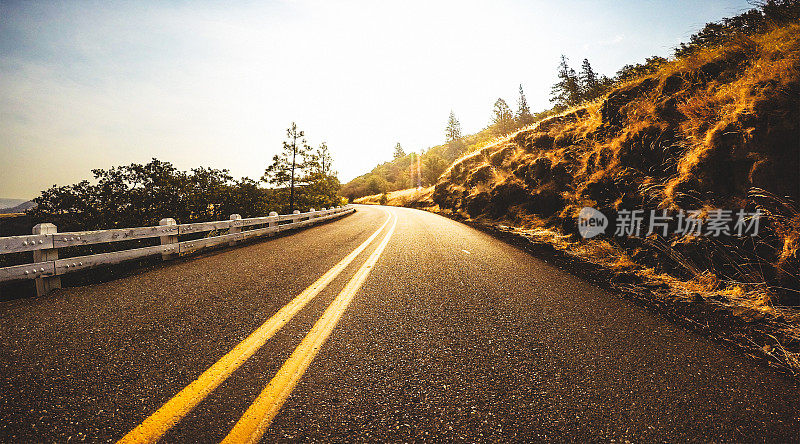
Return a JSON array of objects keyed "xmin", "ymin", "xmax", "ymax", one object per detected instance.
[{"xmin": 0, "ymin": 0, "xmax": 753, "ymax": 200}]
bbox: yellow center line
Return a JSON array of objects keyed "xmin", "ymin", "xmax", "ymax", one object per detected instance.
[
  {"xmin": 221, "ymin": 212, "xmax": 399, "ymax": 444},
  {"xmin": 118, "ymin": 208, "xmax": 392, "ymax": 444}
]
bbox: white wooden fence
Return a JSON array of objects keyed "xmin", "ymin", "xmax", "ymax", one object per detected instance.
[{"xmin": 0, "ymin": 205, "xmax": 355, "ymax": 296}]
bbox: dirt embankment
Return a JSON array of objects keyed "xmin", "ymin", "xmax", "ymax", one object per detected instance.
[{"xmin": 375, "ymin": 23, "xmax": 800, "ymax": 373}]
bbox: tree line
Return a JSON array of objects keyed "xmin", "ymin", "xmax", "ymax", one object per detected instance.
[
  {"xmin": 487, "ymin": 84, "xmax": 540, "ymax": 137},
  {"xmin": 28, "ymin": 122, "xmax": 341, "ymax": 231},
  {"xmin": 549, "ymin": 56, "xmax": 615, "ymax": 110},
  {"xmin": 674, "ymin": 0, "xmax": 799, "ymax": 57}
]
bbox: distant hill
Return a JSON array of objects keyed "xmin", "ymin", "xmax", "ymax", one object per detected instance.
[
  {"xmin": 0, "ymin": 199, "xmax": 35, "ymax": 214},
  {"xmin": 0, "ymin": 198, "xmax": 27, "ymax": 209}
]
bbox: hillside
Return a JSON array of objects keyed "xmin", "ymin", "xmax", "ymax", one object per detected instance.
[
  {"xmin": 0, "ymin": 200, "xmax": 35, "ymax": 214},
  {"xmin": 359, "ymin": 19, "xmax": 800, "ymax": 370},
  {"xmin": 0, "ymin": 198, "xmax": 28, "ymax": 210}
]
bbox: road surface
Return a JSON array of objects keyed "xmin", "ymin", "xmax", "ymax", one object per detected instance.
[{"xmin": 0, "ymin": 205, "xmax": 797, "ymax": 442}]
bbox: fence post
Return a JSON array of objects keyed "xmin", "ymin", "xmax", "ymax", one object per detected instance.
[
  {"xmin": 229, "ymin": 214, "xmax": 241, "ymax": 246},
  {"xmin": 159, "ymin": 218, "xmax": 178, "ymax": 260},
  {"xmin": 268, "ymin": 211, "xmax": 278, "ymax": 231},
  {"xmin": 32, "ymin": 223, "xmax": 60, "ymax": 297}
]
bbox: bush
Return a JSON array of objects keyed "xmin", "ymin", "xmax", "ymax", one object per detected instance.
[{"xmin": 27, "ymin": 158, "xmax": 340, "ymax": 231}]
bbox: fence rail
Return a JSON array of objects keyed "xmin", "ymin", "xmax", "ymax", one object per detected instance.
[{"xmin": 0, "ymin": 205, "xmax": 355, "ymax": 296}]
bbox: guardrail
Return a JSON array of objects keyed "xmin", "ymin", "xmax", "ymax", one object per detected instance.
[{"xmin": 0, "ymin": 205, "xmax": 355, "ymax": 296}]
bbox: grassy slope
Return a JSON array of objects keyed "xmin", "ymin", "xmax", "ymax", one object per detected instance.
[{"xmin": 363, "ymin": 23, "xmax": 800, "ymax": 370}]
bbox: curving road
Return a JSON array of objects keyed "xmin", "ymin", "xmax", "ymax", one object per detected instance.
[{"xmin": 0, "ymin": 205, "xmax": 798, "ymax": 442}]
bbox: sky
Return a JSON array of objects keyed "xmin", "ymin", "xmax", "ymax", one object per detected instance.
[{"xmin": 0, "ymin": 0, "xmax": 754, "ymax": 199}]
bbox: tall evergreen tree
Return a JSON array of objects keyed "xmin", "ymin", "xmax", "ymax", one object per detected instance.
[
  {"xmin": 445, "ymin": 111, "xmax": 465, "ymax": 161},
  {"xmin": 393, "ymin": 142, "xmax": 406, "ymax": 159},
  {"xmin": 491, "ymin": 98, "xmax": 515, "ymax": 136},
  {"xmin": 550, "ymin": 55, "xmax": 581, "ymax": 109},
  {"xmin": 262, "ymin": 122, "xmax": 310, "ymax": 212},
  {"xmin": 445, "ymin": 111, "xmax": 462, "ymax": 142},
  {"xmin": 579, "ymin": 58, "xmax": 601, "ymax": 100},
  {"xmin": 516, "ymin": 84, "xmax": 534, "ymax": 127}
]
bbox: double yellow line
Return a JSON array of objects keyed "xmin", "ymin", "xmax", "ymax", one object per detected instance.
[{"xmin": 119, "ymin": 209, "xmax": 396, "ymax": 444}]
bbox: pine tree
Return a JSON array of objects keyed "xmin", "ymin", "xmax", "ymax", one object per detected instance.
[
  {"xmin": 393, "ymin": 142, "xmax": 406, "ymax": 159},
  {"xmin": 579, "ymin": 58, "xmax": 600, "ymax": 100},
  {"xmin": 262, "ymin": 122, "xmax": 311, "ymax": 212},
  {"xmin": 491, "ymin": 98, "xmax": 515, "ymax": 136},
  {"xmin": 303, "ymin": 142, "xmax": 339, "ymax": 209},
  {"xmin": 550, "ymin": 55, "xmax": 581, "ymax": 109},
  {"xmin": 516, "ymin": 84, "xmax": 534, "ymax": 127},
  {"xmin": 312, "ymin": 142, "xmax": 333, "ymax": 176},
  {"xmin": 445, "ymin": 111, "xmax": 465, "ymax": 161},
  {"xmin": 445, "ymin": 111, "xmax": 462, "ymax": 142}
]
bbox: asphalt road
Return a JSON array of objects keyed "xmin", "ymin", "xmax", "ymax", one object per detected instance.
[{"xmin": 0, "ymin": 205, "xmax": 798, "ymax": 442}]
